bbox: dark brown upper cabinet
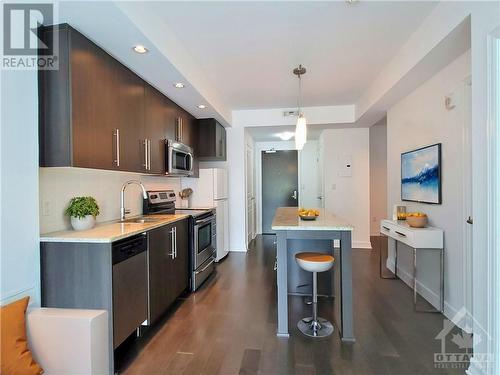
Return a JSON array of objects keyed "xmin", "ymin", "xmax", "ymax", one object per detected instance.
[
  {"xmin": 174, "ymin": 110, "xmax": 197, "ymax": 149},
  {"xmin": 196, "ymin": 118, "xmax": 226, "ymax": 161},
  {"xmin": 39, "ymin": 23, "xmax": 199, "ymax": 177},
  {"xmin": 39, "ymin": 24, "xmax": 145, "ymax": 172},
  {"xmin": 143, "ymin": 85, "xmax": 177, "ymax": 174}
]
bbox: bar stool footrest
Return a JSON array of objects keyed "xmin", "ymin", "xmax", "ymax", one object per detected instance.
[{"xmin": 297, "ymin": 317, "xmax": 334, "ymax": 337}]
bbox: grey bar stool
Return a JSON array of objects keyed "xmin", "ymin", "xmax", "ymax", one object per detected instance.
[{"xmin": 295, "ymin": 252, "xmax": 335, "ymax": 337}]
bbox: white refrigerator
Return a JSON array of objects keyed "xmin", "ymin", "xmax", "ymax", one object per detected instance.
[{"xmin": 182, "ymin": 168, "xmax": 229, "ymax": 262}]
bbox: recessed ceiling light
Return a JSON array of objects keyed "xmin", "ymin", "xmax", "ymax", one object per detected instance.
[
  {"xmin": 173, "ymin": 82, "xmax": 185, "ymax": 89},
  {"xmin": 197, "ymin": 104, "xmax": 206, "ymax": 109},
  {"xmin": 277, "ymin": 132, "xmax": 295, "ymax": 141},
  {"xmin": 133, "ymin": 45, "xmax": 148, "ymax": 54}
]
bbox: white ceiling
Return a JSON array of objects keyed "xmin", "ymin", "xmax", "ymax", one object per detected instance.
[{"xmin": 137, "ymin": 1, "xmax": 438, "ymax": 110}]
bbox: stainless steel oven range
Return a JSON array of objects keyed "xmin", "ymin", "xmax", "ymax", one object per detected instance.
[{"xmin": 143, "ymin": 190, "xmax": 216, "ymax": 291}]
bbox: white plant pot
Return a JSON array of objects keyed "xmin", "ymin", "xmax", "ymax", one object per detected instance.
[{"xmin": 70, "ymin": 215, "xmax": 96, "ymax": 231}]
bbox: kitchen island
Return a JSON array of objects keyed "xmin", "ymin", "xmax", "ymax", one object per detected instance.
[{"xmin": 272, "ymin": 207, "xmax": 355, "ymax": 341}]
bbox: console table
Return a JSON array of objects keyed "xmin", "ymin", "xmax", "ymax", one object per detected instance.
[{"xmin": 379, "ymin": 219, "xmax": 444, "ymax": 313}]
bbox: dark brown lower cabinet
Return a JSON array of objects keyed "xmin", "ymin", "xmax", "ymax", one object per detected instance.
[{"xmin": 148, "ymin": 219, "xmax": 189, "ymax": 325}]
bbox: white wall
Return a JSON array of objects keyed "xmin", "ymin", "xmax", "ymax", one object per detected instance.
[
  {"xmin": 369, "ymin": 118, "xmax": 387, "ymax": 236},
  {"xmin": 387, "ymin": 50, "xmax": 471, "ymax": 318},
  {"xmin": 322, "ymin": 128, "xmax": 371, "ymax": 249},
  {"xmin": 1, "ymin": 69, "xmax": 40, "ymax": 306},
  {"xmin": 39, "ymin": 168, "xmax": 182, "ymax": 233},
  {"xmin": 225, "ymin": 125, "xmax": 247, "ymax": 251}
]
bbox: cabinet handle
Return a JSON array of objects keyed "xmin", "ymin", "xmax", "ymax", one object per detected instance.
[
  {"xmin": 147, "ymin": 139, "xmax": 151, "ymax": 170},
  {"xmin": 169, "ymin": 228, "xmax": 175, "ymax": 259},
  {"xmin": 174, "ymin": 227, "xmax": 177, "ymax": 258},
  {"xmin": 143, "ymin": 140, "xmax": 148, "ymax": 169},
  {"xmin": 180, "ymin": 118, "xmax": 183, "ymax": 142},
  {"xmin": 176, "ymin": 117, "xmax": 182, "ymax": 142},
  {"xmin": 395, "ymin": 231, "xmax": 407, "ymax": 237},
  {"xmin": 113, "ymin": 129, "xmax": 120, "ymax": 166},
  {"xmin": 382, "ymin": 226, "xmax": 390, "ymax": 231}
]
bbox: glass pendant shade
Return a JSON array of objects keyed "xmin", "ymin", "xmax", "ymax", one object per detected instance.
[{"xmin": 295, "ymin": 114, "xmax": 307, "ymax": 150}]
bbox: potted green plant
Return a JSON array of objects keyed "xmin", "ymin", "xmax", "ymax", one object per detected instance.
[{"xmin": 65, "ymin": 196, "xmax": 100, "ymax": 231}]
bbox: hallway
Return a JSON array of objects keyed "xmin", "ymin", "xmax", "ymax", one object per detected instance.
[{"xmin": 118, "ymin": 235, "xmax": 466, "ymax": 375}]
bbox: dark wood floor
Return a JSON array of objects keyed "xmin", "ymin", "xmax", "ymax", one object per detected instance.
[{"xmin": 117, "ymin": 235, "xmax": 467, "ymax": 375}]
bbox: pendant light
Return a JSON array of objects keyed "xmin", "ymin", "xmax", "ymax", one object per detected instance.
[{"xmin": 293, "ymin": 64, "xmax": 307, "ymax": 150}]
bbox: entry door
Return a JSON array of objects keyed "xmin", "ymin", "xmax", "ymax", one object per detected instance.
[
  {"xmin": 246, "ymin": 143, "xmax": 256, "ymax": 246},
  {"xmin": 261, "ymin": 150, "xmax": 299, "ymax": 234}
]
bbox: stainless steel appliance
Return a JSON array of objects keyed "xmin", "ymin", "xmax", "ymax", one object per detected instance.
[
  {"xmin": 165, "ymin": 140, "xmax": 194, "ymax": 176},
  {"xmin": 143, "ymin": 190, "xmax": 216, "ymax": 291},
  {"xmin": 112, "ymin": 234, "xmax": 148, "ymax": 349},
  {"xmin": 178, "ymin": 209, "xmax": 216, "ymax": 291}
]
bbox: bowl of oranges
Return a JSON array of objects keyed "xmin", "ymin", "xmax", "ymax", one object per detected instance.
[
  {"xmin": 406, "ymin": 212, "xmax": 428, "ymax": 228},
  {"xmin": 298, "ymin": 208, "xmax": 320, "ymax": 221}
]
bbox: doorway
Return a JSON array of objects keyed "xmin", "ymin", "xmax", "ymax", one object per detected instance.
[{"xmin": 261, "ymin": 150, "xmax": 299, "ymax": 234}]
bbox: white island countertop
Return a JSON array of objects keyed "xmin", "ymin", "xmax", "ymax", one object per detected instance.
[
  {"xmin": 40, "ymin": 214, "xmax": 190, "ymax": 243},
  {"xmin": 272, "ymin": 207, "xmax": 353, "ymax": 231}
]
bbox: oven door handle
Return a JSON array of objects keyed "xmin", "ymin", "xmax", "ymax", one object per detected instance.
[
  {"xmin": 195, "ymin": 217, "xmax": 215, "ymax": 225},
  {"xmin": 195, "ymin": 258, "xmax": 215, "ymax": 274}
]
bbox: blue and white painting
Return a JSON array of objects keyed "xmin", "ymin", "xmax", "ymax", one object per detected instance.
[{"xmin": 401, "ymin": 143, "xmax": 441, "ymax": 204}]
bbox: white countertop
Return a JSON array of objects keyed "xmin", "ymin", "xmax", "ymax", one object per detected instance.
[
  {"xmin": 272, "ymin": 207, "xmax": 353, "ymax": 231},
  {"xmin": 39, "ymin": 214, "xmax": 190, "ymax": 243}
]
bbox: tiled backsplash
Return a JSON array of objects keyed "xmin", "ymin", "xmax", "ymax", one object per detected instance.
[{"xmin": 39, "ymin": 168, "xmax": 182, "ymax": 234}]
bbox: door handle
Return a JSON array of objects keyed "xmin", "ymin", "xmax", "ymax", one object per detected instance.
[
  {"xmin": 466, "ymin": 216, "xmax": 473, "ymax": 225},
  {"xmin": 291, "ymin": 190, "xmax": 297, "ymax": 200}
]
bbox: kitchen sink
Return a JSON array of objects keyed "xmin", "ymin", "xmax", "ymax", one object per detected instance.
[{"xmin": 119, "ymin": 217, "xmax": 162, "ymax": 224}]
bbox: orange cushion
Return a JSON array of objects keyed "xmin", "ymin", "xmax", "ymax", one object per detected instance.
[
  {"xmin": 295, "ymin": 252, "xmax": 335, "ymax": 263},
  {"xmin": 0, "ymin": 297, "xmax": 43, "ymax": 375}
]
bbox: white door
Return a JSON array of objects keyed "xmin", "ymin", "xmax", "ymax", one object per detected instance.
[
  {"xmin": 216, "ymin": 199, "xmax": 229, "ymax": 261},
  {"xmin": 245, "ymin": 143, "xmax": 256, "ymax": 246},
  {"xmin": 462, "ymin": 77, "xmax": 473, "ymax": 322},
  {"xmin": 317, "ymin": 138, "xmax": 325, "ymax": 208}
]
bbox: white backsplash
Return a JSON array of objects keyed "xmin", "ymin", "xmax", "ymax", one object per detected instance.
[{"xmin": 39, "ymin": 167, "xmax": 182, "ymax": 234}]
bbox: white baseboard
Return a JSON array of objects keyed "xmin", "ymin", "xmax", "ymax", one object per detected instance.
[
  {"xmin": 353, "ymin": 241, "xmax": 372, "ymax": 249},
  {"xmin": 230, "ymin": 248, "xmax": 247, "ymax": 252},
  {"xmin": 386, "ymin": 259, "xmax": 470, "ymax": 327},
  {"xmin": 0, "ymin": 286, "xmax": 37, "ymax": 306},
  {"xmin": 386, "ymin": 258, "xmax": 441, "ymax": 309}
]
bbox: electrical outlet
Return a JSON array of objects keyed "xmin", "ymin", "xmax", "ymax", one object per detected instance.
[{"xmin": 42, "ymin": 200, "xmax": 51, "ymax": 216}]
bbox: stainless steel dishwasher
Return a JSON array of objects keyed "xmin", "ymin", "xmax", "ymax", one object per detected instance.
[{"xmin": 112, "ymin": 233, "xmax": 148, "ymax": 349}]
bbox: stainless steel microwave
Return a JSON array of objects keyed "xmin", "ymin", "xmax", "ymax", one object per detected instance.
[{"xmin": 165, "ymin": 140, "xmax": 194, "ymax": 176}]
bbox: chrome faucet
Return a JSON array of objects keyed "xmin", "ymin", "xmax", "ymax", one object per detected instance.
[{"xmin": 120, "ymin": 180, "xmax": 148, "ymax": 221}]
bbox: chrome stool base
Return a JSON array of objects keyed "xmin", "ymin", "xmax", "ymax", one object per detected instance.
[{"xmin": 297, "ymin": 317, "xmax": 334, "ymax": 337}]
